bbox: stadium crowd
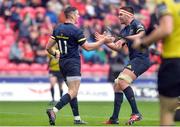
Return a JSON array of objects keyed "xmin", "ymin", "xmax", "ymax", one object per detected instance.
[{"xmin": 0, "ymin": 0, "xmax": 161, "ymax": 77}]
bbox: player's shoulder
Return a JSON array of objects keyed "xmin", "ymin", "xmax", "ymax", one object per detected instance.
[
  {"xmin": 131, "ymin": 19, "xmax": 145, "ymax": 30},
  {"xmin": 54, "ymin": 23, "xmax": 63, "ymax": 30},
  {"xmin": 132, "ymin": 19, "xmax": 143, "ymax": 26},
  {"xmin": 64, "ymin": 23, "xmax": 83, "ymax": 34}
]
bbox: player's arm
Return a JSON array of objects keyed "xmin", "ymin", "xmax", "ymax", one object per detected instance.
[
  {"xmin": 81, "ymin": 39, "xmax": 106, "ymax": 51},
  {"xmin": 76, "ymin": 30, "xmax": 108, "ymax": 51},
  {"xmin": 140, "ymin": 15, "xmax": 173, "ymax": 46},
  {"xmin": 94, "ymin": 32, "xmax": 124, "ymax": 51},
  {"xmin": 126, "ymin": 30, "xmax": 145, "ymax": 40},
  {"xmin": 46, "ymin": 37, "xmax": 57, "ymax": 57},
  {"xmin": 133, "ymin": 2, "xmax": 173, "ymax": 49},
  {"xmin": 105, "ymin": 40, "xmax": 125, "ymax": 51}
]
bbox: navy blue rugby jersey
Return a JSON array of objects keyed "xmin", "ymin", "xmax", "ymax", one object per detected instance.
[
  {"xmin": 120, "ymin": 19, "xmax": 149, "ymax": 60},
  {"xmin": 51, "ymin": 23, "xmax": 86, "ymax": 59}
]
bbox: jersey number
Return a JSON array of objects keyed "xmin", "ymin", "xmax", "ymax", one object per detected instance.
[{"xmin": 58, "ymin": 40, "xmax": 67, "ymax": 54}]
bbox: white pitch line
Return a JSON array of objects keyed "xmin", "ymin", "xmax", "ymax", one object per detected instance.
[{"xmin": 0, "ymin": 111, "xmax": 159, "ymax": 121}]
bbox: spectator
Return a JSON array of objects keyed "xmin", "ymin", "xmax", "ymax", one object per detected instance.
[
  {"xmin": 47, "ymin": 0, "xmax": 63, "ymax": 16},
  {"xmin": 46, "ymin": 3, "xmax": 58, "ymax": 25},
  {"xmin": 9, "ymin": 39, "xmax": 23, "ymax": 64}
]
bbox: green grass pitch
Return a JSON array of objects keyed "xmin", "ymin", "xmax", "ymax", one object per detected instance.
[{"xmin": 0, "ymin": 101, "xmax": 180, "ymax": 126}]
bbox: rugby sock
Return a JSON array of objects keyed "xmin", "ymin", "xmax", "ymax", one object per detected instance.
[
  {"xmin": 70, "ymin": 97, "xmax": 79, "ymax": 116},
  {"xmin": 50, "ymin": 87, "xmax": 54, "ymax": 101},
  {"xmin": 74, "ymin": 116, "xmax": 81, "ymax": 121},
  {"xmin": 123, "ymin": 86, "xmax": 139, "ymax": 114},
  {"xmin": 55, "ymin": 93, "xmax": 71, "ymax": 110},
  {"xmin": 60, "ymin": 89, "xmax": 63, "ymax": 97},
  {"xmin": 111, "ymin": 92, "xmax": 123, "ymax": 120}
]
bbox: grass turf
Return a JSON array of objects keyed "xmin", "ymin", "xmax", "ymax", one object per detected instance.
[{"xmin": 0, "ymin": 101, "xmax": 179, "ymax": 126}]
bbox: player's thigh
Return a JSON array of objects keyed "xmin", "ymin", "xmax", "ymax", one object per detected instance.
[
  {"xmin": 49, "ymin": 72, "xmax": 58, "ymax": 86},
  {"xmin": 56, "ymin": 71, "xmax": 64, "ymax": 89},
  {"xmin": 159, "ymin": 95, "xmax": 179, "ymax": 115},
  {"xmin": 67, "ymin": 79, "xmax": 81, "ymax": 97}
]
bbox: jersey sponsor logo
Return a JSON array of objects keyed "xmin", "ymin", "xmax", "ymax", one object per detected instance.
[{"xmin": 56, "ymin": 35, "xmax": 69, "ymax": 39}]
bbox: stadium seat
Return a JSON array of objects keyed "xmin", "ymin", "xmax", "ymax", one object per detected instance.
[
  {"xmin": 0, "ymin": 59, "xmax": 8, "ymax": 74},
  {"xmin": 35, "ymin": 7, "xmax": 46, "ymax": 14},
  {"xmin": 17, "ymin": 63, "xmax": 31, "ymax": 75},
  {"xmin": 81, "ymin": 64, "xmax": 93, "ymax": 77},
  {"xmin": 4, "ymin": 63, "xmax": 19, "ymax": 75},
  {"xmin": 3, "ymin": 28, "xmax": 14, "ymax": 36},
  {"xmin": 30, "ymin": 63, "xmax": 43, "ymax": 71},
  {"xmin": 4, "ymin": 63, "xmax": 17, "ymax": 70},
  {"xmin": 2, "ymin": 47, "xmax": 10, "ymax": 56},
  {"xmin": 31, "ymin": 70, "xmax": 48, "ymax": 76},
  {"xmin": 0, "ymin": 24, "xmax": 6, "ymax": 31},
  {"xmin": 101, "ymin": 64, "xmax": 110, "ymax": 74},
  {"xmin": 41, "ymin": 64, "xmax": 48, "ymax": 70},
  {"xmin": 21, "ymin": 7, "xmax": 36, "ymax": 19},
  {"xmin": 4, "ymin": 35, "xmax": 15, "ymax": 44},
  {"xmin": 0, "ymin": 52, "xmax": 8, "ymax": 59},
  {"xmin": 0, "ymin": 17, "xmax": 5, "ymax": 24},
  {"xmin": 0, "ymin": 59, "xmax": 9, "ymax": 72},
  {"xmin": 91, "ymin": 64, "xmax": 104, "ymax": 77},
  {"xmin": 91, "ymin": 64, "xmax": 110, "ymax": 77}
]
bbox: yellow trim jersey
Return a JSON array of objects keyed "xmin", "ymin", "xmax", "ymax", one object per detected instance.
[
  {"xmin": 47, "ymin": 47, "xmax": 60, "ymax": 71},
  {"xmin": 156, "ymin": 0, "xmax": 180, "ymax": 58}
]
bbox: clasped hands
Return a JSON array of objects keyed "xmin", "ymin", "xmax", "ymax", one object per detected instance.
[{"xmin": 95, "ymin": 31, "xmax": 146, "ymax": 50}]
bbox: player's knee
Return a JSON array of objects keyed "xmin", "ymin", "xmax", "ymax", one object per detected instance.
[
  {"xmin": 113, "ymin": 82, "xmax": 120, "ymax": 92},
  {"xmin": 116, "ymin": 73, "xmax": 133, "ymax": 84},
  {"xmin": 68, "ymin": 89, "xmax": 78, "ymax": 98}
]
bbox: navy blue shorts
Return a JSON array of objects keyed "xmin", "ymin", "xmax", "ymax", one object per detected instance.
[
  {"xmin": 49, "ymin": 71, "xmax": 64, "ymax": 83},
  {"xmin": 158, "ymin": 58, "xmax": 180, "ymax": 97},
  {"xmin": 59, "ymin": 58, "xmax": 81, "ymax": 79},
  {"xmin": 125, "ymin": 57, "xmax": 151, "ymax": 77}
]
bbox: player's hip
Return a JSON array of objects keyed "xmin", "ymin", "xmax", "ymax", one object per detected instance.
[
  {"xmin": 125, "ymin": 57, "xmax": 151, "ymax": 77},
  {"xmin": 60, "ymin": 58, "xmax": 81, "ymax": 77},
  {"xmin": 49, "ymin": 70, "xmax": 63, "ymax": 78},
  {"xmin": 158, "ymin": 58, "xmax": 180, "ymax": 97}
]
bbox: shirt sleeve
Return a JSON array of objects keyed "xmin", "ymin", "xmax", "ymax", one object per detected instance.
[
  {"xmin": 75, "ymin": 29, "xmax": 86, "ymax": 45},
  {"xmin": 51, "ymin": 29, "xmax": 56, "ymax": 40},
  {"xmin": 136, "ymin": 21, "xmax": 145, "ymax": 34},
  {"xmin": 156, "ymin": 0, "xmax": 172, "ymax": 18}
]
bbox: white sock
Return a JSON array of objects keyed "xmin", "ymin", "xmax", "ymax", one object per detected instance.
[
  {"xmin": 53, "ymin": 107, "xmax": 58, "ymax": 113},
  {"xmin": 74, "ymin": 116, "xmax": 81, "ymax": 121}
]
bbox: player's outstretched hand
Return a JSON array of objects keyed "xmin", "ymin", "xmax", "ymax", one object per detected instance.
[
  {"xmin": 95, "ymin": 32, "xmax": 105, "ymax": 41},
  {"xmin": 95, "ymin": 32, "xmax": 115, "ymax": 43}
]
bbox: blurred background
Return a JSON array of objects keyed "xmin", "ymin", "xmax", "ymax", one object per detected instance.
[{"xmin": 0, "ymin": 0, "xmax": 161, "ymax": 101}]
